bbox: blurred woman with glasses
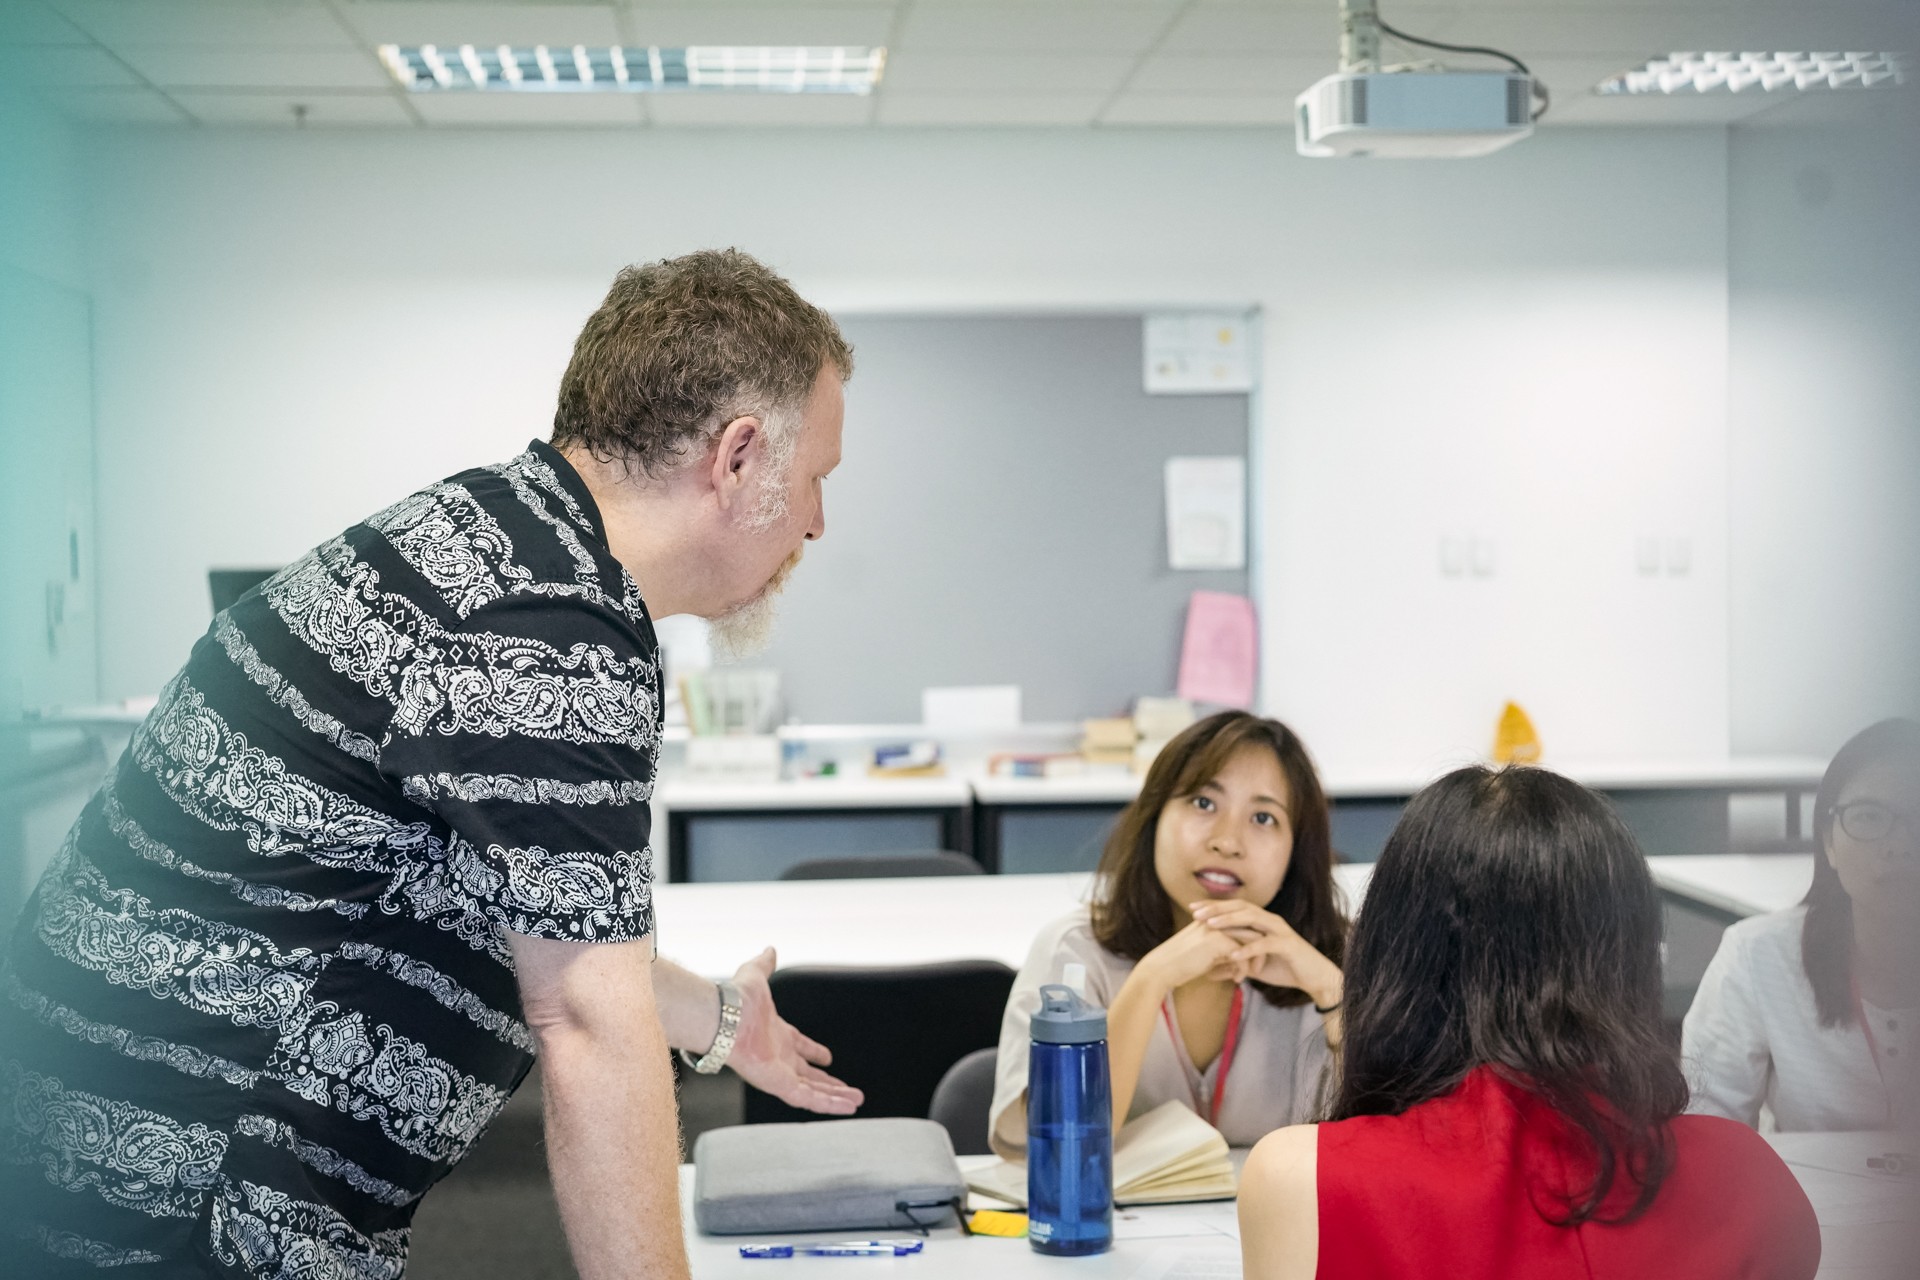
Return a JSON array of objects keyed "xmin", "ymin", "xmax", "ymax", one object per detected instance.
[{"xmin": 1684, "ymin": 718, "xmax": 1920, "ymax": 1131}]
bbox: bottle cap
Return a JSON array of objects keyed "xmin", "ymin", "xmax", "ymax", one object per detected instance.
[{"xmin": 1031, "ymin": 983, "xmax": 1107, "ymax": 1044}]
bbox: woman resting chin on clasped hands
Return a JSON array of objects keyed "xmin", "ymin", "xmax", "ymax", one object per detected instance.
[{"xmin": 988, "ymin": 712, "xmax": 1348, "ymax": 1156}]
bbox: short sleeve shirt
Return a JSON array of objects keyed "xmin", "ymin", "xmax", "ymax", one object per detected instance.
[{"xmin": 0, "ymin": 442, "xmax": 660, "ymax": 1276}]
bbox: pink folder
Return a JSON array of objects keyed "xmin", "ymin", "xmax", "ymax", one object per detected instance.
[{"xmin": 1177, "ymin": 591, "xmax": 1258, "ymax": 709}]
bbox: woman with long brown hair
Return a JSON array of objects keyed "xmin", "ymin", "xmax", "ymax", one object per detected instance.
[
  {"xmin": 1685, "ymin": 717, "xmax": 1920, "ymax": 1130},
  {"xmin": 1238, "ymin": 765, "xmax": 1819, "ymax": 1280},
  {"xmin": 987, "ymin": 711, "xmax": 1349, "ymax": 1155}
]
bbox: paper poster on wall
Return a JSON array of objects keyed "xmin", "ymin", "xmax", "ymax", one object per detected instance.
[
  {"xmin": 1165, "ymin": 456, "xmax": 1246, "ymax": 570},
  {"xmin": 1177, "ymin": 591, "xmax": 1258, "ymax": 709},
  {"xmin": 1144, "ymin": 312, "xmax": 1254, "ymax": 394}
]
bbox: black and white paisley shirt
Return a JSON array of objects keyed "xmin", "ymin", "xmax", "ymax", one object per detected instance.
[{"xmin": 0, "ymin": 442, "xmax": 661, "ymax": 1277}]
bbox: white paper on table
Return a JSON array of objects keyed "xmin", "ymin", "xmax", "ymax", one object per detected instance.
[
  {"xmin": 922, "ymin": 685, "xmax": 1022, "ymax": 734},
  {"xmin": 1124, "ymin": 1241, "xmax": 1243, "ymax": 1279},
  {"xmin": 1165, "ymin": 457, "xmax": 1247, "ymax": 571},
  {"xmin": 1113, "ymin": 1200, "xmax": 1241, "ymax": 1241}
]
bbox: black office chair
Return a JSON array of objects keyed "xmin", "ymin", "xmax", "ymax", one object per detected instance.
[
  {"xmin": 928, "ymin": 1046, "xmax": 1000, "ymax": 1156},
  {"xmin": 780, "ymin": 852, "xmax": 985, "ymax": 880},
  {"xmin": 742, "ymin": 961, "xmax": 1015, "ymax": 1125}
]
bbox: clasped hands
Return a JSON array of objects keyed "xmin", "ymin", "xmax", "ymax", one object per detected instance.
[{"xmin": 1144, "ymin": 901, "xmax": 1343, "ymax": 1013}]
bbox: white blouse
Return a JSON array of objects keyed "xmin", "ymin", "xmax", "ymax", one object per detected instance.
[
  {"xmin": 988, "ymin": 908, "xmax": 1334, "ymax": 1158},
  {"xmin": 1682, "ymin": 905, "xmax": 1909, "ymax": 1132}
]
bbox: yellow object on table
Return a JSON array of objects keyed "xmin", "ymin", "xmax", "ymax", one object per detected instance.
[
  {"xmin": 1492, "ymin": 702, "xmax": 1542, "ymax": 765},
  {"xmin": 967, "ymin": 1210, "xmax": 1028, "ymax": 1238}
]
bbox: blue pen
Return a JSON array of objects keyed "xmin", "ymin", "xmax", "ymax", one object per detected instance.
[{"xmin": 739, "ymin": 1240, "xmax": 926, "ymax": 1258}]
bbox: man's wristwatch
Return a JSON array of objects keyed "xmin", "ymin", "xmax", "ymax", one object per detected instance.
[{"xmin": 679, "ymin": 981, "xmax": 742, "ymax": 1075}]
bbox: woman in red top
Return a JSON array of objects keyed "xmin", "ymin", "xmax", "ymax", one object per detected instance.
[{"xmin": 1235, "ymin": 765, "xmax": 1822, "ymax": 1280}]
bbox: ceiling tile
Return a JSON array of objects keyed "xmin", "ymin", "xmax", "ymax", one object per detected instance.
[
  {"xmin": 644, "ymin": 91, "xmax": 873, "ymax": 124},
  {"xmin": 39, "ymin": 84, "xmax": 189, "ymax": 123},
  {"xmin": 50, "ymin": 0, "xmax": 359, "ymax": 49},
  {"xmin": 1127, "ymin": 54, "xmax": 1330, "ymax": 96},
  {"xmin": 1398, "ymin": 5, "xmax": 1912, "ymax": 60},
  {"xmin": 0, "ymin": 44, "xmax": 138, "ymax": 87},
  {"xmin": 1158, "ymin": 5, "xmax": 1339, "ymax": 55},
  {"xmin": 115, "ymin": 46, "xmax": 391, "ymax": 89},
  {"xmin": 1547, "ymin": 86, "xmax": 1791, "ymax": 126},
  {"xmin": 1098, "ymin": 92, "xmax": 1296, "ymax": 126},
  {"xmin": 623, "ymin": 0, "xmax": 894, "ymax": 7},
  {"xmin": 615, "ymin": 6, "xmax": 893, "ymax": 47},
  {"xmin": 409, "ymin": 88, "xmax": 645, "ymax": 125},
  {"xmin": 169, "ymin": 88, "xmax": 416, "ymax": 125},
  {"xmin": 0, "ymin": 2, "xmax": 90, "ymax": 46},
  {"xmin": 881, "ymin": 51, "xmax": 1132, "ymax": 94},
  {"xmin": 893, "ymin": 4, "xmax": 1176, "ymax": 54},
  {"xmin": 876, "ymin": 91, "xmax": 1106, "ymax": 125},
  {"xmin": 335, "ymin": 3, "xmax": 624, "ymax": 49}
]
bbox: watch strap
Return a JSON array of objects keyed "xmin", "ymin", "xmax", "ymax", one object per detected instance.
[{"xmin": 680, "ymin": 980, "xmax": 742, "ymax": 1075}]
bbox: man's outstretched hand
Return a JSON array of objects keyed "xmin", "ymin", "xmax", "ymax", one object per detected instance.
[{"xmin": 724, "ymin": 947, "xmax": 864, "ymax": 1115}]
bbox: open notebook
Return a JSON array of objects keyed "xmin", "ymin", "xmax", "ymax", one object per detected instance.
[{"xmin": 965, "ymin": 1099, "xmax": 1237, "ymax": 1207}]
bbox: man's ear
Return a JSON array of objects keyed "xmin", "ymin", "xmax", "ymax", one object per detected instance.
[{"xmin": 708, "ymin": 416, "xmax": 761, "ymax": 512}]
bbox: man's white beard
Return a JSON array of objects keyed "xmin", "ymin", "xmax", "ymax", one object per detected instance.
[{"xmin": 709, "ymin": 547, "xmax": 802, "ymax": 661}]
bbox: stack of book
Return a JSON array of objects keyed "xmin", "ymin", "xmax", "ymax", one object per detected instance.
[
  {"xmin": 1080, "ymin": 717, "xmax": 1138, "ymax": 771},
  {"xmin": 1132, "ymin": 696, "xmax": 1197, "ymax": 772}
]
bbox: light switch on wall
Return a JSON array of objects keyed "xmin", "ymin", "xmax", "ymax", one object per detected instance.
[
  {"xmin": 1439, "ymin": 535, "xmax": 1467, "ymax": 577},
  {"xmin": 1635, "ymin": 536, "xmax": 1662, "ymax": 576},
  {"xmin": 1470, "ymin": 536, "xmax": 1497, "ymax": 578},
  {"xmin": 1664, "ymin": 536, "xmax": 1692, "ymax": 576}
]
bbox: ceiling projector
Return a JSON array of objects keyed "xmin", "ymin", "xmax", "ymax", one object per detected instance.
[{"xmin": 1296, "ymin": 1, "xmax": 1542, "ymax": 158}]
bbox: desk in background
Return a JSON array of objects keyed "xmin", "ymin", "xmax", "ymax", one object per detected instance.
[
  {"xmin": 654, "ymin": 756, "xmax": 1827, "ymax": 883},
  {"xmin": 1648, "ymin": 853, "xmax": 1816, "ymax": 1020},
  {"xmin": 655, "ymin": 776, "xmax": 973, "ymax": 882},
  {"xmin": 969, "ymin": 774, "xmax": 1141, "ymax": 874},
  {"xmin": 1650, "ymin": 853, "xmax": 1816, "ymax": 924}
]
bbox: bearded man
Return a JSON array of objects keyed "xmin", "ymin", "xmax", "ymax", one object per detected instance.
[{"xmin": 0, "ymin": 249, "xmax": 860, "ymax": 1279}]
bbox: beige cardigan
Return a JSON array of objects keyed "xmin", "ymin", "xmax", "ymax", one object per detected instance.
[{"xmin": 989, "ymin": 907, "xmax": 1335, "ymax": 1158}]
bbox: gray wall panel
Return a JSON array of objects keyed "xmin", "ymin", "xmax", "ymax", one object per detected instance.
[{"xmin": 738, "ymin": 315, "xmax": 1251, "ymax": 724}]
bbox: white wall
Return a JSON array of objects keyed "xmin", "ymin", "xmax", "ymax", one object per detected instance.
[
  {"xmin": 1, "ymin": 91, "xmax": 97, "ymax": 721},
  {"xmin": 79, "ymin": 125, "xmax": 1731, "ymax": 774},
  {"xmin": 1, "ymin": 91, "xmax": 100, "ymax": 926},
  {"xmin": 1727, "ymin": 93, "xmax": 1920, "ymax": 756}
]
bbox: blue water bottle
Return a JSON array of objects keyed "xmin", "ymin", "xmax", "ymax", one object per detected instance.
[{"xmin": 1026, "ymin": 980, "xmax": 1113, "ymax": 1256}]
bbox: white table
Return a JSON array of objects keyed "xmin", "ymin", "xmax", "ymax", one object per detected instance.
[
  {"xmin": 651, "ymin": 867, "xmax": 1375, "ymax": 981},
  {"xmin": 677, "ymin": 1156, "xmax": 1245, "ymax": 1280},
  {"xmin": 1765, "ymin": 1131, "xmax": 1916, "ymax": 1280},
  {"xmin": 677, "ymin": 1133, "xmax": 1912, "ymax": 1280},
  {"xmin": 1650, "ymin": 854, "xmax": 1816, "ymax": 920}
]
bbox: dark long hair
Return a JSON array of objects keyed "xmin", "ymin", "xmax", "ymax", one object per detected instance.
[
  {"xmin": 1090, "ymin": 711, "xmax": 1346, "ymax": 1009},
  {"xmin": 1803, "ymin": 718, "xmax": 1920, "ymax": 1028},
  {"xmin": 1334, "ymin": 765, "xmax": 1686, "ymax": 1224}
]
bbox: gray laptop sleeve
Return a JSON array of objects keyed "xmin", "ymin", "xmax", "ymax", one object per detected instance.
[{"xmin": 691, "ymin": 1118, "xmax": 965, "ymax": 1236}]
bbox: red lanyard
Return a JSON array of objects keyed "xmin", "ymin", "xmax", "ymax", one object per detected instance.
[
  {"xmin": 1852, "ymin": 975, "xmax": 1895, "ymax": 1125},
  {"xmin": 1162, "ymin": 985, "xmax": 1246, "ymax": 1126}
]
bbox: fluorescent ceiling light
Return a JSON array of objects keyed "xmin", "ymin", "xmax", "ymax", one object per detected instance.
[
  {"xmin": 1598, "ymin": 52, "xmax": 1907, "ymax": 95},
  {"xmin": 378, "ymin": 45, "xmax": 886, "ymax": 94}
]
